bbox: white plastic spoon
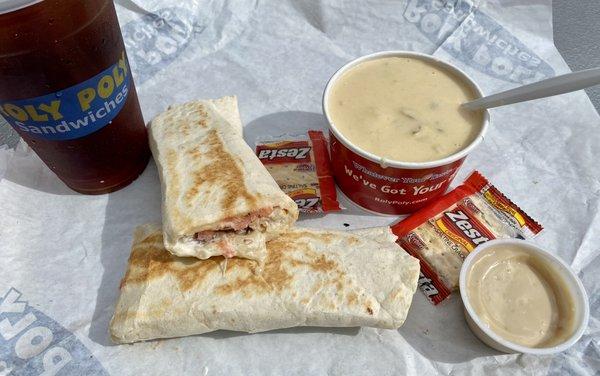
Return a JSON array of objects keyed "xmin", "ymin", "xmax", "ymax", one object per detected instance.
[{"xmin": 462, "ymin": 67, "xmax": 600, "ymax": 110}]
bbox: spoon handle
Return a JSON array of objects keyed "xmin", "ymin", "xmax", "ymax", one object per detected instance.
[{"xmin": 462, "ymin": 67, "xmax": 600, "ymax": 110}]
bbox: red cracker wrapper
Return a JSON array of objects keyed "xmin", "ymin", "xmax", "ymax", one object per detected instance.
[
  {"xmin": 391, "ymin": 171, "xmax": 542, "ymax": 305},
  {"xmin": 256, "ymin": 130, "xmax": 342, "ymax": 213}
]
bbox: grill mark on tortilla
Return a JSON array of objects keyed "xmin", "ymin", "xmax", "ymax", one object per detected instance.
[
  {"xmin": 180, "ymin": 123, "xmax": 190, "ymax": 136},
  {"xmin": 180, "ymin": 105, "xmax": 209, "ymax": 135},
  {"xmin": 121, "ymin": 236, "xmax": 225, "ymax": 292},
  {"xmin": 278, "ymin": 230, "xmax": 336, "ymax": 245},
  {"xmin": 289, "ymin": 254, "xmax": 337, "ymax": 272},
  {"xmin": 162, "ymin": 103, "xmax": 259, "ymax": 230},
  {"xmin": 165, "ymin": 149, "xmax": 192, "ymax": 230},
  {"xmin": 184, "ymin": 129, "xmax": 257, "ymax": 217},
  {"xmin": 165, "ymin": 149, "xmax": 179, "ymax": 194},
  {"xmin": 183, "ymin": 149, "xmax": 202, "ymax": 203},
  {"xmin": 215, "ymin": 235, "xmax": 342, "ymax": 296},
  {"xmin": 214, "ymin": 274, "xmax": 268, "ymax": 298},
  {"xmin": 261, "ymin": 242, "xmax": 294, "ymax": 290},
  {"xmin": 215, "ymin": 238, "xmax": 295, "ymax": 296},
  {"xmin": 347, "ymin": 291, "xmax": 358, "ymax": 305},
  {"xmin": 347, "ymin": 237, "xmax": 359, "ymax": 246},
  {"xmin": 123, "ymin": 231, "xmax": 353, "ymax": 306}
]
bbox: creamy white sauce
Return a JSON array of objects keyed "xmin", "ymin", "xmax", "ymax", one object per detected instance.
[
  {"xmin": 328, "ymin": 57, "xmax": 483, "ymax": 163},
  {"xmin": 467, "ymin": 246, "xmax": 576, "ymax": 348}
]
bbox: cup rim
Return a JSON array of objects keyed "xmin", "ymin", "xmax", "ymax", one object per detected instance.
[
  {"xmin": 0, "ymin": 0, "xmax": 43, "ymax": 14},
  {"xmin": 322, "ymin": 50, "xmax": 490, "ymax": 170},
  {"xmin": 459, "ymin": 238, "xmax": 590, "ymax": 355}
]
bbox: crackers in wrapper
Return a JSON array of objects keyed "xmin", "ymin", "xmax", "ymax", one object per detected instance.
[
  {"xmin": 392, "ymin": 171, "xmax": 543, "ymax": 305},
  {"xmin": 256, "ymin": 130, "xmax": 341, "ymax": 213}
]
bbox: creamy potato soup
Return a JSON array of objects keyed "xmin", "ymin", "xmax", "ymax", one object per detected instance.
[{"xmin": 328, "ymin": 57, "xmax": 484, "ymax": 163}]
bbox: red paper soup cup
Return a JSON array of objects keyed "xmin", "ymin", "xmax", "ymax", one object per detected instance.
[{"xmin": 323, "ymin": 51, "xmax": 490, "ymax": 215}]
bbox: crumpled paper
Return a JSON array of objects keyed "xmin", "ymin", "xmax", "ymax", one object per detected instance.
[{"xmin": 1, "ymin": 0, "xmax": 598, "ymax": 375}]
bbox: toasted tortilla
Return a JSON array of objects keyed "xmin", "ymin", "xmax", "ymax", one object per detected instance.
[
  {"xmin": 109, "ymin": 224, "xmax": 420, "ymax": 343},
  {"xmin": 148, "ymin": 97, "xmax": 298, "ymax": 261}
]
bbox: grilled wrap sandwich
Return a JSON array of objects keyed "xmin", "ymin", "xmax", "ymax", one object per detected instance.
[
  {"xmin": 109, "ymin": 224, "xmax": 420, "ymax": 343},
  {"xmin": 149, "ymin": 97, "xmax": 298, "ymax": 261}
]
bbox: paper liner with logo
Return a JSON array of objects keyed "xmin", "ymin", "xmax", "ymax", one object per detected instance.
[
  {"xmin": 391, "ymin": 171, "xmax": 543, "ymax": 305},
  {"xmin": 256, "ymin": 130, "xmax": 342, "ymax": 213}
]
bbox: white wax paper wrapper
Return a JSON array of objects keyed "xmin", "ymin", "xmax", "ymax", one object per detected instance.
[{"xmin": 1, "ymin": 0, "xmax": 599, "ymax": 374}]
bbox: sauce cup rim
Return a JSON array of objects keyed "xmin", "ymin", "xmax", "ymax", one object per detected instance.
[
  {"xmin": 322, "ymin": 50, "xmax": 491, "ymax": 170},
  {"xmin": 459, "ymin": 238, "xmax": 590, "ymax": 355}
]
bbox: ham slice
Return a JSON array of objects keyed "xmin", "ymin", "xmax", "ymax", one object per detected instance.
[
  {"xmin": 193, "ymin": 207, "xmax": 274, "ymax": 244},
  {"xmin": 218, "ymin": 240, "xmax": 236, "ymax": 258}
]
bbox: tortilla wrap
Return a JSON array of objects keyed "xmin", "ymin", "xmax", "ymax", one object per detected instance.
[
  {"xmin": 148, "ymin": 97, "xmax": 298, "ymax": 261},
  {"xmin": 209, "ymin": 95, "xmax": 243, "ymax": 133},
  {"xmin": 109, "ymin": 224, "xmax": 420, "ymax": 343}
]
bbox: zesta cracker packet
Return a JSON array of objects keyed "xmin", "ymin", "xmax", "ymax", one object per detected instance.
[
  {"xmin": 256, "ymin": 130, "xmax": 341, "ymax": 213},
  {"xmin": 391, "ymin": 171, "xmax": 542, "ymax": 305}
]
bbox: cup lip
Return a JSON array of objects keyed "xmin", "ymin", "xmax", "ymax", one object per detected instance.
[
  {"xmin": 0, "ymin": 0, "xmax": 43, "ymax": 15},
  {"xmin": 459, "ymin": 238, "xmax": 590, "ymax": 355},
  {"xmin": 322, "ymin": 50, "xmax": 490, "ymax": 170}
]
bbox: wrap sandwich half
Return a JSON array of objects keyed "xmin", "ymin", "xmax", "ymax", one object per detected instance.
[
  {"xmin": 149, "ymin": 97, "xmax": 299, "ymax": 261},
  {"xmin": 109, "ymin": 224, "xmax": 420, "ymax": 343}
]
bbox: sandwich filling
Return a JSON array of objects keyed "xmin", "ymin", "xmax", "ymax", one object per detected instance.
[{"xmin": 190, "ymin": 206, "xmax": 287, "ymax": 257}]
